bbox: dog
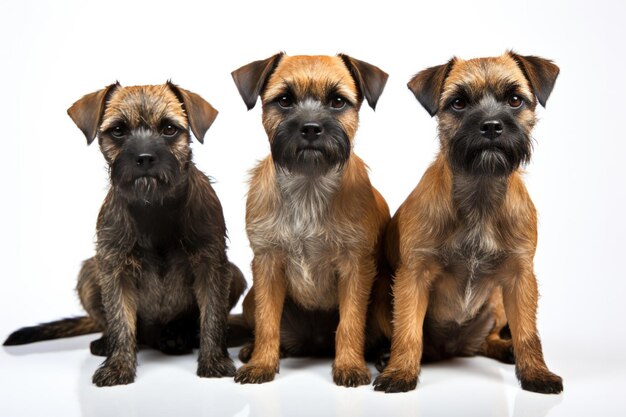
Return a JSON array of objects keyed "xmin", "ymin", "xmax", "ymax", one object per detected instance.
[
  {"xmin": 230, "ymin": 53, "xmax": 390, "ymax": 387},
  {"xmin": 4, "ymin": 82, "xmax": 247, "ymax": 386},
  {"xmin": 372, "ymin": 52, "xmax": 563, "ymax": 394}
]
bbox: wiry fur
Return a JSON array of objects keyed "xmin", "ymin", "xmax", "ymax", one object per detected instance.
[
  {"xmin": 4, "ymin": 83, "xmax": 246, "ymax": 387},
  {"xmin": 372, "ymin": 52, "xmax": 563, "ymax": 394},
  {"xmin": 231, "ymin": 54, "xmax": 390, "ymax": 387}
]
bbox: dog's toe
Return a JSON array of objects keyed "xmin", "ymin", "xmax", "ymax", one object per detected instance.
[
  {"xmin": 373, "ymin": 369, "xmax": 418, "ymax": 393},
  {"xmin": 197, "ymin": 355, "xmax": 236, "ymax": 378},
  {"xmin": 92, "ymin": 360, "xmax": 135, "ymax": 387},
  {"xmin": 332, "ymin": 364, "xmax": 371, "ymax": 387},
  {"xmin": 234, "ymin": 363, "xmax": 277, "ymax": 384},
  {"xmin": 520, "ymin": 371, "xmax": 563, "ymax": 394}
]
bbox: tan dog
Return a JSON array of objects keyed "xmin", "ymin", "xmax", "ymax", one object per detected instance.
[
  {"xmin": 372, "ymin": 52, "xmax": 563, "ymax": 394},
  {"xmin": 231, "ymin": 53, "xmax": 390, "ymax": 386}
]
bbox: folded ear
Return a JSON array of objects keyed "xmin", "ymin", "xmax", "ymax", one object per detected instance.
[
  {"xmin": 231, "ymin": 53, "xmax": 284, "ymax": 110},
  {"xmin": 509, "ymin": 52, "xmax": 560, "ymax": 107},
  {"xmin": 339, "ymin": 54, "xmax": 388, "ymax": 110},
  {"xmin": 167, "ymin": 82, "xmax": 218, "ymax": 144},
  {"xmin": 407, "ymin": 59, "xmax": 455, "ymax": 117},
  {"xmin": 67, "ymin": 82, "xmax": 119, "ymax": 144}
]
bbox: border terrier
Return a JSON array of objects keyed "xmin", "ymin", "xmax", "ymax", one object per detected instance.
[
  {"xmin": 4, "ymin": 82, "xmax": 246, "ymax": 386},
  {"xmin": 230, "ymin": 53, "xmax": 390, "ymax": 386},
  {"xmin": 372, "ymin": 52, "xmax": 563, "ymax": 394}
]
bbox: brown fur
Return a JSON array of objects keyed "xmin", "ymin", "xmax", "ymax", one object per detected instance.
[
  {"xmin": 75, "ymin": 83, "xmax": 246, "ymax": 386},
  {"xmin": 373, "ymin": 52, "xmax": 563, "ymax": 394},
  {"xmin": 231, "ymin": 54, "xmax": 390, "ymax": 387},
  {"xmin": 4, "ymin": 82, "xmax": 246, "ymax": 387}
]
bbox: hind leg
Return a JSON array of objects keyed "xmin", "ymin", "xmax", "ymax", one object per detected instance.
[
  {"xmin": 238, "ymin": 341, "xmax": 288, "ymax": 363},
  {"xmin": 238, "ymin": 341, "xmax": 254, "ymax": 363},
  {"xmin": 78, "ymin": 258, "xmax": 108, "ymax": 356},
  {"xmin": 227, "ymin": 262, "xmax": 247, "ymax": 310},
  {"xmin": 367, "ymin": 272, "xmax": 394, "ymax": 373},
  {"xmin": 77, "ymin": 258, "xmax": 106, "ymax": 326},
  {"xmin": 236, "ymin": 286, "xmax": 257, "ymax": 364},
  {"xmin": 481, "ymin": 336, "xmax": 515, "ymax": 364},
  {"xmin": 373, "ymin": 348, "xmax": 391, "ymax": 372},
  {"xmin": 479, "ymin": 288, "xmax": 515, "ymax": 364},
  {"xmin": 90, "ymin": 336, "xmax": 108, "ymax": 357}
]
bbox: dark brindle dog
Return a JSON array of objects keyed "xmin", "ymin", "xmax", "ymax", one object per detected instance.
[
  {"xmin": 372, "ymin": 52, "xmax": 563, "ymax": 394},
  {"xmin": 230, "ymin": 53, "xmax": 390, "ymax": 387},
  {"xmin": 4, "ymin": 82, "xmax": 246, "ymax": 386}
]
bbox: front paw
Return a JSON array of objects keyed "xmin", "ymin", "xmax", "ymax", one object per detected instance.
[
  {"xmin": 234, "ymin": 363, "xmax": 277, "ymax": 384},
  {"xmin": 92, "ymin": 360, "xmax": 135, "ymax": 387},
  {"xmin": 373, "ymin": 369, "xmax": 418, "ymax": 393},
  {"xmin": 332, "ymin": 363, "xmax": 371, "ymax": 387},
  {"xmin": 519, "ymin": 369, "xmax": 563, "ymax": 394},
  {"xmin": 197, "ymin": 355, "xmax": 236, "ymax": 378}
]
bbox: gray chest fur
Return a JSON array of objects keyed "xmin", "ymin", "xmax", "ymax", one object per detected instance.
[
  {"xmin": 436, "ymin": 223, "xmax": 503, "ymax": 322},
  {"xmin": 432, "ymin": 175, "xmax": 508, "ymax": 324},
  {"xmin": 253, "ymin": 171, "xmax": 343, "ymax": 311}
]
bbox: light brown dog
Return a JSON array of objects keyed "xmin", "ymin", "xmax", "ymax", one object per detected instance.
[
  {"xmin": 372, "ymin": 52, "xmax": 563, "ymax": 394},
  {"xmin": 231, "ymin": 53, "xmax": 390, "ymax": 386}
]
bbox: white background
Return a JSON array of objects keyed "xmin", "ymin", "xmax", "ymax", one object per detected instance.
[{"xmin": 1, "ymin": 0, "xmax": 625, "ymax": 416}]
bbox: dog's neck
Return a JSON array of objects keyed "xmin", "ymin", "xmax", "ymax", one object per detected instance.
[
  {"xmin": 451, "ymin": 172, "xmax": 509, "ymax": 223},
  {"xmin": 276, "ymin": 168, "xmax": 343, "ymax": 225},
  {"xmin": 120, "ymin": 177, "xmax": 189, "ymax": 250}
]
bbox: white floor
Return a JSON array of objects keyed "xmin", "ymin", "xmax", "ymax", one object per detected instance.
[
  {"xmin": 2, "ymin": 1, "xmax": 626, "ymax": 416},
  {"xmin": 1, "ymin": 333, "xmax": 624, "ymax": 417}
]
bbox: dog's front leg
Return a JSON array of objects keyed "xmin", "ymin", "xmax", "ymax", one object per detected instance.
[
  {"xmin": 235, "ymin": 252, "xmax": 285, "ymax": 384},
  {"xmin": 192, "ymin": 253, "xmax": 236, "ymax": 378},
  {"xmin": 333, "ymin": 254, "xmax": 376, "ymax": 387},
  {"xmin": 373, "ymin": 258, "xmax": 438, "ymax": 393},
  {"xmin": 92, "ymin": 256, "xmax": 138, "ymax": 387},
  {"xmin": 502, "ymin": 260, "xmax": 563, "ymax": 394}
]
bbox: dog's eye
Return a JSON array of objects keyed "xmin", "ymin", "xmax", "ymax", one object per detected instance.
[
  {"xmin": 330, "ymin": 96, "xmax": 346, "ymax": 109},
  {"xmin": 508, "ymin": 95, "xmax": 523, "ymax": 108},
  {"xmin": 278, "ymin": 95, "xmax": 293, "ymax": 108},
  {"xmin": 451, "ymin": 98, "xmax": 466, "ymax": 111},
  {"xmin": 162, "ymin": 124, "xmax": 178, "ymax": 137},
  {"xmin": 110, "ymin": 125, "xmax": 127, "ymax": 138}
]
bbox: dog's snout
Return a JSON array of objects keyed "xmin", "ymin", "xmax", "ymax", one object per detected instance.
[
  {"xmin": 136, "ymin": 153, "xmax": 157, "ymax": 168},
  {"xmin": 480, "ymin": 120, "xmax": 503, "ymax": 139},
  {"xmin": 300, "ymin": 122, "xmax": 323, "ymax": 141}
]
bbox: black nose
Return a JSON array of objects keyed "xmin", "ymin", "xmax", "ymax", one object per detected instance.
[
  {"xmin": 480, "ymin": 120, "xmax": 503, "ymax": 139},
  {"xmin": 301, "ymin": 122, "xmax": 323, "ymax": 141},
  {"xmin": 136, "ymin": 153, "xmax": 157, "ymax": 168}
]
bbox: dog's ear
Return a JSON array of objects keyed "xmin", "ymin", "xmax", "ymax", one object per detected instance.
[
  {"xmin": 407, "ymin": 59, "xmax": 455, "ymax": 117},
  {"xmin": 339, "ymin": 54, "xmax": 388, "ymax": 110},
  {"xmin": 167, "ymin": 82, "xmax": 218, "ymax": 144},
  {"xmin": 231, "ymin": 53, "xmax": 284, "ymax": 110},
  {"xmin": 67, "ymin": 83, "xmax": 119, "ymax": 145},
  {"xmin": 509, "ymin": 52, "xmax": 560, "ymax": 107}
]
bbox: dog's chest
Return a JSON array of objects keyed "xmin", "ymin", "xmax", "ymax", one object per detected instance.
[
  {"xmin": 274, "ymin": 172, "xmax": 342, "ymax": 310},
  {"xmin": 128, "ymin": 202, "xmax": 183, "ymax": 251},
  {"xmin": 431, "ymin": 176, "xmax": 509, "ymax": 323},
  {"xmin": 135, "ymin": 248, "xmax": 196, "ymax": 322},
  {"xmin": 434, "ymin": 221, "xmax": 504, "ymax": 323}
]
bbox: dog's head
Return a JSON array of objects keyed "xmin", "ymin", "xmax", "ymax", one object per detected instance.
[
  {"xmin": 408, "ymin": 51, "xmax": 559, "ymax": 176},
  {"xmin": 232, "ymin": 53, "xmax": 387, "ymax": 176},
  {"xmin": 68, "ymin": 82, "xmax": 217, "ymax": 204}
]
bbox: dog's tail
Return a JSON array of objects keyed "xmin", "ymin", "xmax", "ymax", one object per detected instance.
[{"xmin": 3, "ymin": 316, "xmax": 102, "ymax": 346}]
